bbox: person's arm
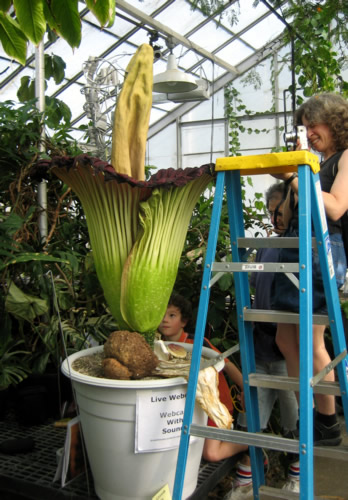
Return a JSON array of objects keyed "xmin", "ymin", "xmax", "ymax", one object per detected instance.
[
  {"xmin": 322, "ymin": 149, "xmax": 348, "ymax": 220},
  {"xmin": 274, "ymin": 150, "xmax": 348, "ymax": 221},
  {"xmin": 223, "ymin": 359, "xmax": 243, "ymax": 388}
]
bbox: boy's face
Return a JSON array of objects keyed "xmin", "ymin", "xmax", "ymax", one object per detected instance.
[{"xmin": 158, "ymin": 305, "xmax": 187, "ymax": 341}]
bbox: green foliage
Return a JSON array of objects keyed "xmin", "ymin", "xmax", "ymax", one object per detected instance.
[
  {"xmin": 17, "ymin": 54, "xmax": 66, "ymax": 103},
  {"xmin": 0, "ymin": 10, "xmax": 27, "ymax": 65},
  {"xmin": 16, "ymin": 53, "xmax": 71, "ymax": 126},
  {"xmin": 0, "ymin": 99, "xmax": 78, "ymax": 211},
  {"xmin": 341, "ymin": 300, "xmax": 348, "ymax": 320},
  {"xmin": 224, "ymin": 84, "xmax": 269, "ymax": 156},
  {"xmin": 13, "ymin": 0, "xmax": 46, "ymax": 45},
  {"xmin": 0, "ymin": 99, "xmax": 115, "ymax": 385},
  {"xmin": 85, "ymin": 0, "xmax": 115, "ymax": 27},
  {"xmin": 0, "ymin": 338, "xmax": 30, "ymax": 388},
  {"xmin": 192, "ymin": 1, "xmax": 348, "ymax": 99},
  {"xmin": 282, "ymin": 1, "xmax": 348, "ymax": 98},
  {"xmin": 0, "ymin": 0, "xmax": 116, "ymax": 65}
]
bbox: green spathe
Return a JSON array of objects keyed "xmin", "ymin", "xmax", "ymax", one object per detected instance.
[
  {"xmin": 121, "ymin": 178, "xmax": 210, "ymax": 332},
  {"xmin": 50, "ymin": 155, "xmax": 213, "ymax": 336}
]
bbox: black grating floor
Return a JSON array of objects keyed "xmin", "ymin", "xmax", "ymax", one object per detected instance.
[
  {"xmin": 0, "ymin": 410, "xmax": 97, "ymax": 499},
  {"xmin": 0, "ymin": 410, "xmax": 237, "ymax": 500}
]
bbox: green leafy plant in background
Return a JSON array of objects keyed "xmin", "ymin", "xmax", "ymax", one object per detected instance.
[
  {"xmin": 191, "ymin": 0, "xmax": 347, "ymax": 100},
  {"xmin": 278, "ymin": 0, "xmax": 348, "ymax": 99},
  {"xmin": 0, "ymin": 99, "xmax": 117, "ymax": 385},
  {"xmin": 0, "ymin": 0, "xmax": 116, "ymax": 65},
  {"xmin": 0, "ymin": 338, "xmax": 30, "ymax": 389}
]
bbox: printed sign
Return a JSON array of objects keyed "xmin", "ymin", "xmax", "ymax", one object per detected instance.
[
  {"xmin": 152, "ymin": 484, "xmax": 172, "ymax": 500},
  {"xmin": 135, "ymin": 387, "xmax": 199, "ymax": 453},
  {"xmin": 242, "ymin": 263, "xmax": 264, "ymax": 271}
]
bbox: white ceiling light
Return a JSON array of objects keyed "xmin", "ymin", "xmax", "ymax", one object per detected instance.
[
  {"xmin": 152, "ymin": 79, "xmax": 211, "ymax": 103},
  {"xmin": 153, "ymin": 49, "xmax": 198, "ymax": 94}
]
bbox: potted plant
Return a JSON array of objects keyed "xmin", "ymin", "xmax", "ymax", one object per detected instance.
[{"xmin": 43, "ymin": 44, "xmax": 215, "ymax": 500}]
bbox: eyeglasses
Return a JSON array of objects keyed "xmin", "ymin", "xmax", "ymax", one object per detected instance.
[{"xmin": 230, "ymin": 384, "xmax": 245, "ymax": 413}]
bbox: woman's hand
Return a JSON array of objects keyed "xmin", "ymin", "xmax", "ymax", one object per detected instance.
[{"xmin": 271, "ymin": 172, "xmax": 296, "ymax": 183}]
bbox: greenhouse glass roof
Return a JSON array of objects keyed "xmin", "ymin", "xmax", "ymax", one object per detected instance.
[
  {"xmin": 0, "ymin": 1, "xmax": 347, "ymax": 175},
  {"xmin": 0, "ymin": 1, "xmax": 286, "ymax": 131}
]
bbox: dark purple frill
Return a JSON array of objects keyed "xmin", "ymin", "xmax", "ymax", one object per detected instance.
[{"xmin": 37, "ymin": 155, "xmax": 215, "ymax": 188}]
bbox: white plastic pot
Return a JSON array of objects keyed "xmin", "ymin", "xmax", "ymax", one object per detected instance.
[{"xmin": 61, "ymin": 343, "xmax": 217, "ymax": 500}]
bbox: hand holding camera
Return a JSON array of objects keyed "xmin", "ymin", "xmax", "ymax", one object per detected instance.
[{"xmin": 284, "ymin": 125, "xmax": 308, "ymax": 151}]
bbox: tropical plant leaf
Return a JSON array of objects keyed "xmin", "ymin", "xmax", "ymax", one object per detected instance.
[
  {"xmin": 0, "ymin": 253, "xmax": 70, "ymax": 271},
  {"xmin": 16, "ymin": 75, "xmax": 38, "ymax": 102},
  {"xmin": 13, "ymin": 0, "xmax": 46, "ymax": 45},
  {"xmin": 86, "ymin": 0, "xmax": 115, "ymax": 27},
  {"xmin": 44, "ymin": 53, "xmax": 66, "ymax": 84},
  {"xmin": 0, "ymin": 337, "xmax": 30, "ymax": 388},
  {"xmin": 42, "ymin": 0, "xmax": 59, "ymax": 33},
  {"xmin": 49, "ymin": 0, "xmax": 81, "ymax": 48},
  {"xmin": 45, "ymin": 96, "xmax": 72, "ymax": 127},
  {"xmin": 5, "ymin": 281, "xmax": 49, "ymax": 321},
  {"xmin": 0, "ymin": 11, "xmax": 27, "ymax": 65},
  {"xmin": 51, "ymin": 54, "xmax": 66, "ymax": 83}
]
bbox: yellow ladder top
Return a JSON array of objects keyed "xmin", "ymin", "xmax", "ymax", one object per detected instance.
[{"xmin": 216, "ymin": 151, "xmax": 320, "ymax": 175}]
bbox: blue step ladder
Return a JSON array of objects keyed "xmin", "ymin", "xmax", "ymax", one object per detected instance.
[{"xmin": 173, "ymin": 151, "xmax": 348, "ymax": 500}]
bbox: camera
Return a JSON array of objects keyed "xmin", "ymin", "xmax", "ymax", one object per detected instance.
[{"xmin": 284, "ymin": 125, "xmax": 308, "ymax": 150}]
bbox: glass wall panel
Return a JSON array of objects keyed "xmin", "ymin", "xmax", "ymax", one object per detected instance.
[
  {"xmin": 182, "ymin": 153, "xmax": 223, "ymax": 168},
  {"xmin": 181, "ymin": 122, "xmax": 225, "ymax": 155},
  {"xmin": 147, "ymin": 123, "xmax": 177, "ymax": 170},
  {"xmin": 182, "ymin": 88, "xmax": 225, "ymax": 121}
]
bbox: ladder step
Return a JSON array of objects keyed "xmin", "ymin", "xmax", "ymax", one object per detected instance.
[
  {"xmin": 243, "ymin": 308, "xmax": 329, "ymax": 325},
  {"xmin": 190, "ymin": 426, "xmax": 298, "ymax": 453},
  {"xmin": 259, "ymin": 485, "xmax": 299, "ymax": 499},
  {"xmin": 237, "ymin": 236, "xmax": 317, "ymax": 249},
  {"xmin": 212, "ymin": 262, "xmax": 299, "ymax": 273},
  {"xmin": 189, "ymin": 425, "xmax": 348, "ymax": 461},
  {"xmin": 259, "ymin": 485, "xmax": 336, "ymax": 499},
  {"xmin": 248, "ymin": 373, "xmax": 342, "ymax": 396}
]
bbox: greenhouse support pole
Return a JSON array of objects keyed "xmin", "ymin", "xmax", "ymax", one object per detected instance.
[{"xmin": 35, "ymin": 41, "xmax": 48, "ymax": 241}]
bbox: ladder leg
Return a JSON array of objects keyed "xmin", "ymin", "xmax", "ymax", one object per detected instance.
[
  {"xmin": 310, "ymin": 172, "xmax": 348, "ymax": 430},
  {"xmin": 225, "ymin": 170, "xmax": 265, "ymax": 496},
  {"xmin": 173, "ymin": 172, "xmax": 226, "ymax": 500},
  {"xmin": 298, "ymin": 164, "xmax": 314, "ymax": 500}
]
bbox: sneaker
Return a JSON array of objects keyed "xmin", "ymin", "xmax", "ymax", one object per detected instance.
[
  {"xmin": 282, "ymin": 478, "xmax": 300, "ymax": 493},
  {"xmin": 314, "ymin": 419, "xmax": 342, "ymax": 446},
  {"xmin": 223, "ymin": 480, "xmax": 253, "ymax": 500}
]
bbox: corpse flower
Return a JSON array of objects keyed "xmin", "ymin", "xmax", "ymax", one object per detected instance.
[{"xmin": 46, "ymin": 44, "xmax": 214, "ymax": 343}]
